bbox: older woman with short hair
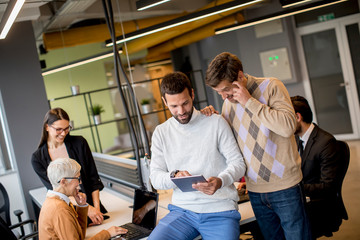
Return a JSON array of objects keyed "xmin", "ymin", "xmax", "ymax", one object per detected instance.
[{"xmin": 38, "ymin": 158, "xmax": 127, "ymax": 240}]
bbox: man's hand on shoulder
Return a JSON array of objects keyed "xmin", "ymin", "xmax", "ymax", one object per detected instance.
[
  {"xmin": 200, "ymin": 105, "xmax": 219, "ymax": 116},
  {"xmin": 192, "ymin": 177, "xmax": 222, "ymax": 195}
]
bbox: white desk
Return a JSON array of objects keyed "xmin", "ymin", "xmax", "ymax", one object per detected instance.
[
  {"xmin": 238, "ymin": 201, "xmax": 255, "ymax": 225},
  {"xmin": 29, "ymin": 187, "xmax": 47, "ymax": 208},
  {"xmin": 29, "ymin": 186, "xmax": 255, "ymax": 238},
  {"xmin": 85, "ymin": 188, "xmax": 143, "ymax": 239}
]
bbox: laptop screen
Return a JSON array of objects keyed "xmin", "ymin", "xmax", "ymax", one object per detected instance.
[{"xmin": 132, "ymin": 189, "xmax": 158, "ymax": 230}]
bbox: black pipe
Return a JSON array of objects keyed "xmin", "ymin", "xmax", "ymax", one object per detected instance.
[
  {"xmin": 105, "ymin": 0, "xmax": 151, "ymax": 157},
  {"xmin": 101, "ymin": 0, "xmax": 145, "ymax": 190}
]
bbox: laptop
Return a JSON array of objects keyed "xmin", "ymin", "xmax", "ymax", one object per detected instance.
[
  {"xmin": 113, "ymin": 189, "xmax": 159, "ymax": 240},
  {"xmin": 237, "ymin": 188, "xmax": 250, "ymax": 204}
]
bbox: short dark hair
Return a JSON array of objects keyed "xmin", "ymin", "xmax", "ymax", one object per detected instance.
[
  {"xmin": 38, "ymin": 108, "xmax": 70, "ymax": 148},
  {"xmin": 206, "ymin": 52, "xmax": 243, "ymax": 87},
  {"xmin": 291, "ymin": 96, "xmax": 313, "ymax": 124},
  {"xmin": 160, "ymin": 72, "xmax": 192, "ymax": 100}
]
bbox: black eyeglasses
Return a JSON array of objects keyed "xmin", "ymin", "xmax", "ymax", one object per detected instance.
[
  {"xmin": 57, "ymin": 176, "xmax": 81, "ymax": 183},
  {"xmin": 50, "ymin": 125, "xmax": 72, "ymax": 134}
]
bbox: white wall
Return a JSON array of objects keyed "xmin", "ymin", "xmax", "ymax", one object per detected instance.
[{"xmin": 0, "ymin": 21, "xmax": 49, "ymax": 219}]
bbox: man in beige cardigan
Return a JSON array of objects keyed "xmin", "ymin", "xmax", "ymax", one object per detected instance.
[
  {"xmin": 38, "ymin": 158, "xmax": 127, "ymax": 239},
  {"xmin": 205, "ymin": 52, "xmax": 311, "ymax": 239}
]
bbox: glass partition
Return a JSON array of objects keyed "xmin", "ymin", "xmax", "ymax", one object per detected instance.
[{"xmin": 0, "ymin": 91, "xmax": 15, "ymax": 174}]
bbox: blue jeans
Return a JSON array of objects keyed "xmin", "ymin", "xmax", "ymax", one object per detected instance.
[
  {"xmin": 248, "ymin": 183, "xmax": 312, "ymax": 240},
  {"xmin": 148, "ymin": 204, "xmax": 241, "ymax": 240}
]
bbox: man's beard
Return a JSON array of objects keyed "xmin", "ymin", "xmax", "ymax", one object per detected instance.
[{"xmin": 173, "ymin": 106, "xmax": 194, "ymax": 124}]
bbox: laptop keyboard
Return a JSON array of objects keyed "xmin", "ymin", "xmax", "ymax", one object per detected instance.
[
  {"xmin": 237, "ymin": 188, "xmax": 250, "ymax": 204},
  {"xmin": 121, "ymin": 223, "xmax": 146, "ymax": 240}
]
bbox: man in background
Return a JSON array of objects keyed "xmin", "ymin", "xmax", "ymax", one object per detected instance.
[{"xmin": 291, "ymin": 95, "xmax": 346, "ymax": 239}]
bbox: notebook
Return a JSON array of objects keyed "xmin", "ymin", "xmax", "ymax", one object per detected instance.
[{"xmin": 113, "ymin": 189, "xmax": 159, "ymax": 240}]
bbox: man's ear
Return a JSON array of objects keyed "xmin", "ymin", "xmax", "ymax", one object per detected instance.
[
  {"xmin": 295, "ymin": 112, "xmax": 302, "ymax": 122},
  {"xmin": 238, "ymin": 71, "xmax": 245, "ymax": 80},
  {"xmin": 191, "ymin": 89, "xmax": 195, "ymax": 101},
  {"xmin": 161, "ymin": 96, "xmax": 167, "ymax": 107},
  {"xmin": 237, "ymin": 71, "xmax": 247, "ymax": 87}
]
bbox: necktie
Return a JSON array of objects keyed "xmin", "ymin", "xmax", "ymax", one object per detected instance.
[
  {"xmin": 69, "ymin": 202, "xmax": 75, "ymax": 211},
  {"xmin": 298, "ymin": 140, "xmax": 304, "ymax": 157},
  {"xmin": 69, "ymin": 202, "xmax": 79, "ymax": 218}
]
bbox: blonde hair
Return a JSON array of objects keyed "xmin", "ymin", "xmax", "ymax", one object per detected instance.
[{"xmin": 47, "ymin": 158, "xmax": 81, "ymax": 189}]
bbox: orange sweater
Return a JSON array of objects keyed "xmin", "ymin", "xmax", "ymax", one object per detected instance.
[{"xmin": 38, "ymin": 196, "xmax": 110, "ymax": 240}]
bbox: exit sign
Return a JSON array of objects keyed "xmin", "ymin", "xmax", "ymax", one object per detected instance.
[{"xmin": 318, "ymin": 13, "xmax": 335, "ymax": 22}]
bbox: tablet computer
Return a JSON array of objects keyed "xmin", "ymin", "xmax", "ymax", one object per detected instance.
[{"xmin": 171, "ymin": 175, "xmax": 207, "ymax": 192}]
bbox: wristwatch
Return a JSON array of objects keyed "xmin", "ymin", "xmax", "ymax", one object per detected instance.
[{"xmin": 170, "ymin": 170, "xmax": 179, "ymax": 178}]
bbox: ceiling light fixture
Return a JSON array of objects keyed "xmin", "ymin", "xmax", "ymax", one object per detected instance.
[
  {"xmin": 280, "ymin": 0, "xmax": 312, "ymax": 8},
  {"xmin": 145, "ymin": 59, "xmax": 172, "ymax": 68},
  {"xmin": 215, "ymin": 0, "xmax": 348, "ymax": 35},
  {"xmin": 136, "ymin": 0, "xmax": 171, "ymax": 11},
  {"xmin": 106, "ymin": 0, "xmax": 264, "ymax": 47},
  {"xmin": 42, "ymin": 50, "xmax": 123, "ymax": 76},
  {"xmin": 0, "ymin": 0, "xmax": 25, "ymax": 39}
]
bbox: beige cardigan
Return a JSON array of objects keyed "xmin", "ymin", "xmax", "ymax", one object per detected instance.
[
  {"xmin": 222, "ymin": 75, "xmax": 302, "ymax": 193},
  {"xmin": 38, "ymin": 195, "xmax": 110, "ymax": 240}
]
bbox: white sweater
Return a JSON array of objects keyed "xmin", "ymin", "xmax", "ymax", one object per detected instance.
[{"xmin": 150, "ymin": 108, "xmax": 246, "ymax": 213}]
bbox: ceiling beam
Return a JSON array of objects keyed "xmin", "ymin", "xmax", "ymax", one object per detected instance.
[
  {"xmin": 121, "ymin": 1, "xmax": 257, "ymax": 55},
  {"xmin": 146, "ymin": 13, "xmax": 244, "ymax": 59},
  {"xmin": 42, "ymin": 0, "xmax": 238, "ymax": 50},
  {"xmin": 43, "ymin": 13, "xmax": 185, "ymax": 50}
]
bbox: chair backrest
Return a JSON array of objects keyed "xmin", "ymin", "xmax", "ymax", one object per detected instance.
[
  {"xmin": 0, "ymin": 183, "xmax": 11, "ymax": 226},
  {"xmin": 336, "ymin": 140, "xmax": 350, "ymax": 220},
  {"xmin": 0, "ymin": 215, "xmax": 17, "ymax": 240}
]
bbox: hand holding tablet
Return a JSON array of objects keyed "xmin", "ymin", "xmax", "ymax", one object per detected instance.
[
  {"xmin": 192, "ymin": 177, "xmax": 222, "ymax": 195},
  {"xmin": 171, "ymin": 175, "xmax": 207, "ymax": 192}
]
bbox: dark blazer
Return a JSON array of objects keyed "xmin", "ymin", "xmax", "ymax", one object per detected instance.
[
  {"xmin": 31, "ymin": 135, "xmax": 106, "ymax": 213},
  {"xmin": 296, "ymin": 124, "xmax": 344, "ymax": 238}
]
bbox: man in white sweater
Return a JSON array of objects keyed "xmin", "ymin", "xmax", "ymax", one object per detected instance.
[{"xmin": 149, "ymin": 72, "xmax": 246, "ymax": 240}]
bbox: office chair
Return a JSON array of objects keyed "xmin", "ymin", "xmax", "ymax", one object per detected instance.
[
  {"xmin": 336, "ymin": 140, "xmax": 350, "ymax": 221},
  {"xmin": 0, "ymin": 182, "xmax": 37, "ymax": 239},
  {"xmin": 0, "ymin": 182, "xmax": 11, "ymax": 226},
  {"xmin": 0, "ymin": 215, "xmax": 38, "ymax": 240}
]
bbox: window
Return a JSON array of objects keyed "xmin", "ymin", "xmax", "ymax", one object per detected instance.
[{"xmin": 0, "ymin": 91, "xmax": 15, "ymax": 174}]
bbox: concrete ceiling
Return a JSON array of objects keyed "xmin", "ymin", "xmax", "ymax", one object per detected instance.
[
  {"xmin": 1, "ymin": 0, "xmax": 215, "ymax": 42},
  {"xmin": 0, "ymin": 0, "xmax": 270, "ymax": 62}
]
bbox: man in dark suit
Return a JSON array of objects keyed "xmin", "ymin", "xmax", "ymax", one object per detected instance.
[{"xmin": 291, "ymin": 95, "xmax": 346, "ymax": 239}]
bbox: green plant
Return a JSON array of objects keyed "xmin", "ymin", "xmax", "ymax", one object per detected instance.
[
  {"xmin": 90, "ymin": 104, "xmax": 105, "ymax": 115},
  {"xmin": 140, "ymin": 99, "xmax": 150, "ymax": 105}
]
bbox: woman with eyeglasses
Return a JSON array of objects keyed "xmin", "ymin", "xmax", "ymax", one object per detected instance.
[{"xmin": 32, "ymin": 108, "xmax": 106, "ymax": 226}]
